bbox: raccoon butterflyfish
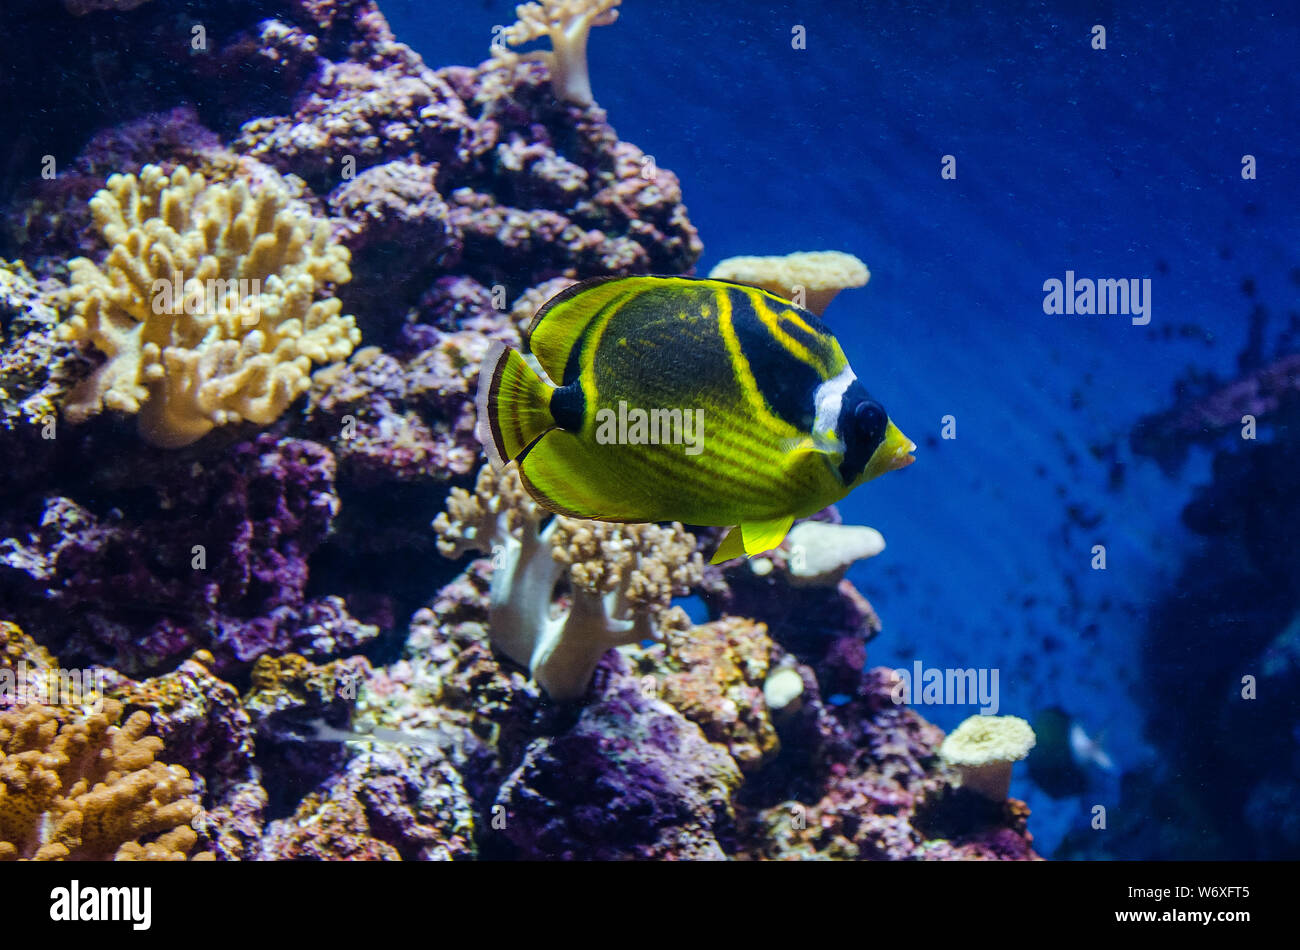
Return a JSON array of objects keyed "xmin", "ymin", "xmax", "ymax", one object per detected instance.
[{"xmin": 476, "ymin": 275, "xmax": 915, "ymax": 564}]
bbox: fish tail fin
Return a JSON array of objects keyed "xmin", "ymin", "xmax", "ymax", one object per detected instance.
[{"xmin": 477, "ymin": 341, "xmax": 556, "ymax": 469}]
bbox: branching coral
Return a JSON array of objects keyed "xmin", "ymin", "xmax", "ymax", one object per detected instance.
[
  {"xmin": 491, "ymin": 0, "xmax": 622, "ymax": 106},
  {"xmin": 59, "ymin": 164, "xmax": 361, "ymax": 447},
  {"xmin": 433, "ymin": 464, "xmax": 702, "ymax": 700},
  {"xmin": 0, "ymin": 698, "xmax": 208, "ymax": 860}
]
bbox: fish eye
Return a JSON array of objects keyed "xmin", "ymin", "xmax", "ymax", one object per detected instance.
[{"xmin": 851, "ymin": 400, "xmax": 887, "ymax": 444}]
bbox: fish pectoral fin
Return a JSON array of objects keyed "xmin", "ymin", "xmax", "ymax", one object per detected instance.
[
  {"xmin": 779, "ymin": 432, "xmax": 844, "ymax": 457},
  {"xmin": 741, "ymin": 515, "xmax": 795, "ymax": 557},
  {"xmin": 709, "ymin": 525, "xmax": 748, "ymax": 565},
  {"xmin": 709, "ymin": 516, "xmax": 796, "ymax": 564}
]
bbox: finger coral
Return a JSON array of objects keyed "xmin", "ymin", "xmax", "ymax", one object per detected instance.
[
  {"xmin": 59, "ymin": 164, "xmax": 361, "ymax": 447},
  {"xmin": 433, "ymin": 464, "xmax": 703, "ymax": 700},
  {"xmin": 0, "ymin": 698, "xmax": 208, "ymax": 860},
  {"xmin": 492, "ymin": 0, "xmax": 622, "ymax": 106}
]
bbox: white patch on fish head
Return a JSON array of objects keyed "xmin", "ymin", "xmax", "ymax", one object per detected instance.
[{"xmin": 813, "ymin": 364, "xmax": 857, "ymax": 443}]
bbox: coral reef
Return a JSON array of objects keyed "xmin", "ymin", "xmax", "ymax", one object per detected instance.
[
  {"xmin": 495, "ymin": 670, "xmax": 742, "ymax": 859},
  {"xmin": 630, "ymin": 616, "xmax": 780, "ymax": 773},
  {"xmin": 700, "ymin": 510, "xmax": 884, "ymax": 696},
  {"xmin": 0, "ymin": 698, "xmax": 208, "ymax": 860},
  {"xmin": 60, "ymin": 164, "xmax": 360, "ymax": 447},
  {"xmin": 0, "ymin": 434, "xmax": 379, "ymax": 675},
  {"xmin": 258, "ymin": 746, "xmax": 474, "ymax": 860},
  {"xmin": 434, "ymin": 464, "xmax": 703, "ymax": 700},
  {"xmin": 737, "ymin": 668, "xmax": 1039, "ymax": 860}
]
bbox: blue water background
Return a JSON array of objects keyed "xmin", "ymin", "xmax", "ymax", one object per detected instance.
[{"xmin": 388, "ymin": 0, "xmax": 1299, "ymax": 854}]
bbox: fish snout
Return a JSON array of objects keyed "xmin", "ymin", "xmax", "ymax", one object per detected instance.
[
  {"xmin": 862, "ymin": 420, "xmax": 916, "ymax": 482},
  {"xmin": 882, "ymin": 421, "xmax": 917, "ymax": 472}
]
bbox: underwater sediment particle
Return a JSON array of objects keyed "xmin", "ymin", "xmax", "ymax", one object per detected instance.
[
  {"xmin": 433, "ymin": 464, "xmax": 703, "ymax": 700},
  {"xmin": 257, "ymin": 746, "xmax": 475, "ymax": 861},
  {"xmin": 58, "ymin": 164, "xmax": 360, "ymax": 448},
  {"xmin": 0, "ymin": 698, "xmax": 211, "ymax": 860},
  {"xmin": 494, "ymin": 677, "xmax": 741, "ymax": 859}
]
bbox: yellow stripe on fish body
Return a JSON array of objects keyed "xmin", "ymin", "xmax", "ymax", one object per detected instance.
[{"xmin": 478, "ymin": 275, "xmax": 916, "ymax": 557}]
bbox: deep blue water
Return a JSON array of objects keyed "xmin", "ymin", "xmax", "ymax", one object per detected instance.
[{"xmin": 387, "ymin": 0, "xmax": 1298, "ymax": 855}]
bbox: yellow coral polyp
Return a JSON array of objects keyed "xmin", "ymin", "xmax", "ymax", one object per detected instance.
[
  {"xmin": 59, "ymin": 164, "xmax": 361, "ymax": 448},
  {"xmin": 0, "ymin": 699, "xmax": 207, "ymax": 861}
]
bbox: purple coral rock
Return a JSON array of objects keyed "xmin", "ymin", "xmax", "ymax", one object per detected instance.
[
  {"xmin": 329, "ymin": 159, "xmax": 460, "ymax": 260},
  {"xmin": 257, "ymin": 746, "xmax": 474, "ymax": 861},
  {"xmin": 495, "ymin": 676, "xmax": 741, "ymax": 860},
  {"xmin": 0, "ymin": 434, "xmax": 376, "ymax": 674}
]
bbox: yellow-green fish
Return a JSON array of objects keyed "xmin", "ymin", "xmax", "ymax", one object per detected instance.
[{"xmin": 477, "ymin": 275, "xmax": 915, "ymax": 563}]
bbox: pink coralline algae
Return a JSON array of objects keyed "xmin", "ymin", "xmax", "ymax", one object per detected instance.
[
  {"xmin": 257, "ymin": 746, "xmax": 475, "ymax": 861},
  {"xmin": 494, "ymin": 665, "xmax": 743, "ymax": 861},
  {"xmin": 0, "ymin": 435, "xmax": 378, "ymax": 674}
]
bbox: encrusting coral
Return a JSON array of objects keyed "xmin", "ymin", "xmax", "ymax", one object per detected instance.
[
  {"xmin": 939, "ymin": 714, "xmax": 1037, "ymax": 801},
  {"xmin": 433, "ymin": 463, "xmax": 702, "ymax": 700},
  {"xmin": 59, "ymin": 164, "xmax": 361, "ymax": 447},
  {"xmin": 491, "ymin": 0, "xmax": 622, "ymax": 106},
  {"xmin": 0, "ymin": 698, "xmax": 209, "ymax": 860}
]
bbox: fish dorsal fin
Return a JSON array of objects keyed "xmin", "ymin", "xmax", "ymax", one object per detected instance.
[{"xmin": 525, "ymin": 276, "xmax": 641, "ymax": 385}]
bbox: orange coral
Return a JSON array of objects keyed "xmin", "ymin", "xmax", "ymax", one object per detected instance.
[{"xmin": 0, "ymin": 698, "xmax": 209, "ymax": 860}]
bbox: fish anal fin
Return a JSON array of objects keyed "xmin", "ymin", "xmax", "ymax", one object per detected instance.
[{"xmin": 741, "ymin": 515, "xmax": 795, "ymax": 556}]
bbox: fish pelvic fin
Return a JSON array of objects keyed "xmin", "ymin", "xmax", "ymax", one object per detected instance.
[
  {"xmin": 477, "ymin": 340, "xmax": 556, "ymax": 470},
  {"xmin": 709, "ymin": 525, "xmax": 748, "ymax": 564},
  {"xmin": 709, "ymin": 515, "xmax": 796, "ymax": 564}
]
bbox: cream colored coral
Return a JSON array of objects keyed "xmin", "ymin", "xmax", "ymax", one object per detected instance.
[
  {"xmin": 491, "ymin": 0, "xmax": 621, "ymax": 106},
  {"xmin": 939, "ymin": 714, "xmax": 1037, "ymax": 801},
  {"xmin": 433, "ymin": 465, "xmax": 702, "ymax": 699},
  {"xmin": 709, "ymin": 251, "xmax": 870, "ymax": 317},
  {"xmin": 784, "ymin": 521, "xmax": 886, "ymax": 587},
  {"xmin": 60, "ymin": 164, "xmax": 361, "ymax": 447},
  {"xmin": 0, "ymin": 699, "xmax": 208, "ymax": 861}
]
